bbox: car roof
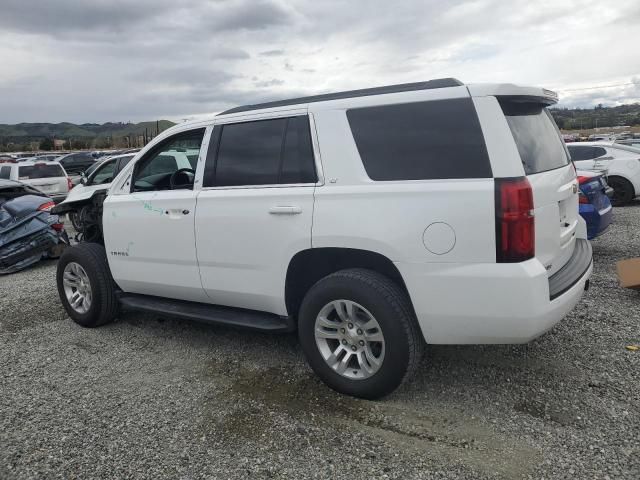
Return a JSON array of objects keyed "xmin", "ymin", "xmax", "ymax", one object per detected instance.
[
  {"xmin": 13, "ymin": 160, "xmax": 63, "ymax": 167},
  {"xmin": 161, "ymin": 80, "xmax": 558, "ymax": 135}
]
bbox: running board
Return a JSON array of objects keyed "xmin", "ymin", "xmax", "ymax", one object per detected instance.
[{"xmin": 118, "ymin": 293, "xmax": 295, "ymax": 333}]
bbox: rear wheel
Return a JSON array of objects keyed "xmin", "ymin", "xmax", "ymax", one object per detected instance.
[
  {"xmin": 56, "ymin": 243, "xmax": 119, "ymax": 327},
  {"xmin": 608, "ymin": 176, "xmax": 634, "ymax": 206},
  {"xmin": 298, "ymin": 268, "xmax": 424, "ymax": 399}
]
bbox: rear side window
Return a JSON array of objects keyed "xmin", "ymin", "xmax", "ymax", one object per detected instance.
[
  {"xmin": 567, "ymin": 146, "xmax": 608, "ymax": 161},
  {"xmin": 500, "ymin": 101, "xmax": 569, "ymax": 174},
  {"xmin": 205, "ymin": 115, "xmax": 316, "ymax": 187},
  {"xmin": 347, "ymin": 98, "xmax": 491, "ymax": 181},
  {"xmin": 0, "ymin": 166, "xmax": 10, "ymax": 179},
  {"xmin": 18, "ymin": 164, "xmax": 65, "ymax": 179}
]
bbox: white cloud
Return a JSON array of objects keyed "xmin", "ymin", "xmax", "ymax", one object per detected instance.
[{"xmin": 0, "ymin": 0, "xmax": 638, "ymax": 122}]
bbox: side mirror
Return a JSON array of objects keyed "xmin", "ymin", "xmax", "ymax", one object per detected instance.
[{"xmin": 80, "ymin": 175, "xmax": 87, "ymax": 185}]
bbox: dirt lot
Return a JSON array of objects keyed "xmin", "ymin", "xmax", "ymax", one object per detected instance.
[{"xmin": 1, "ymin": 206, "xmax": 639, "ymax": 479}]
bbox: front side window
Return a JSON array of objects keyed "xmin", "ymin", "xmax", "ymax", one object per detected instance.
[
  {"xmin": 0, "ymin": 166, "xmax": 10, "ymax": 179},
  {"xmin": 204, "ymin": 116, "xmax": 317, "ymax": 187},
  {"xmin": 132, "ymin": 129, "xmax": 205, "ymax": 192},
  {"xmin": 347, "ymin": 98, "xmax": 492, "ymax": 181}
]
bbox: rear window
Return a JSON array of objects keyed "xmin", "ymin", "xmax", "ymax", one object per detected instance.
[
  {"xmin": 500, "ymin": 101, "xmax": 570, "ymax": 174},
  {"xmin": 346, "ymin": 98, "xmax": 492, "ymax": 181},
  {"xmin": 18, "ymin": 164, "xmax": 65, "ymax": 179}
]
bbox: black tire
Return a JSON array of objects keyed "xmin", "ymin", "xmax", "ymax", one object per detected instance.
[
  {"xmin": 56, "ymin": 243, "xmax": 119, "ymax": 327},
  {"xmin": 298, "ymin": 268, "xmax": 424, "ymax": 399},
  {"xmin": 608, "ymin": 176, "xmax": 634, "ymax": 206}
]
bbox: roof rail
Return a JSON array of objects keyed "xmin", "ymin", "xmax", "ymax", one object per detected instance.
[{"xmin": 219, "ymin": 78, "xmax": 463, "ymax": 115}]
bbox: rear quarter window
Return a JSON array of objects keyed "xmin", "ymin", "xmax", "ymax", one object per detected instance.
[
  {"xmin": 18, "ymin": 164, "xmax": 65, "ymax": 179},
  {"xmin": 500, "ymin": 101, "xmax": 569, "ymax": 174},
  {"xmin": 346, "ymin": 98, "xmax": 492, "ymax": 181}
]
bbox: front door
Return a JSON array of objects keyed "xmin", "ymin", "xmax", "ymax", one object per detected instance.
[
  {"xmin": 103, "ymin": 127, "xmax": 210, "ymax": 302},
  {"xmin": 195, "ymin": 114, "xmax": 319, "ymax": 315}
]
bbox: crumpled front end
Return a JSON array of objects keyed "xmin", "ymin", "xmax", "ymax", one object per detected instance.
[{"xmin": 0, "ymin": 211, "xmax": 63, "ymax": 274}]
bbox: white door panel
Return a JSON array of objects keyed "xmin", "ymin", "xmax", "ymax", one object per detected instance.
[
  {"xmin": 102, "ymin": 126, "xmax": 209, "ymax": 302},
  {"xmin": 103, "ymin": 190, "xmax": 208, "ymax": 302},
  {"xmin": 195, "ymin": 186, "xmax": 314, "ymax": 315}
]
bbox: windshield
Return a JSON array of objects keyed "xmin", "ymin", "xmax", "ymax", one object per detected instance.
[
  {"xmin": 18, "ymin": 164, "xmax": 65, "ymax": 179},
  {"xmin": 500, "ymin": 101, "xmax": 570, "ymax": 175}
]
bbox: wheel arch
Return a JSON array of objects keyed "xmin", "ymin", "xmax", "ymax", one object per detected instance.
[{"xmin": 284, "ymin": 247, "xmax": 412, "ymax": 318}]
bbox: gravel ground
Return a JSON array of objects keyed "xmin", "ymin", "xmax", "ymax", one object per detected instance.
[{"xmin": 1, "ymin": 206, "xmax": 639, "ymax": 480}]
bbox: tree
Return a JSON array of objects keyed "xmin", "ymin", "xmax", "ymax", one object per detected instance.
[{"xmin": 39, "ymin": 138, "xmax": 54, "ymax": 151}]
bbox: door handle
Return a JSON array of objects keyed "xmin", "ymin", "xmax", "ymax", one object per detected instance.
[
  {"xmin": 164, "ymin": 208, "xmax": 190, "ymax": 219},
  {"xmin": 269, "ymin": 206, "xmax": 302, "ymax": 215}
]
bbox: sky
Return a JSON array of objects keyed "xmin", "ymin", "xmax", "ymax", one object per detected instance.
[{"xmin": 0, "ymin": 0, "xmax": 639, "ymax": 124}]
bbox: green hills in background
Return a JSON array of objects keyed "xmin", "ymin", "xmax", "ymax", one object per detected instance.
[{"xmin": 0, "ymin": 120, "xmax": 176, "ymax": 151}]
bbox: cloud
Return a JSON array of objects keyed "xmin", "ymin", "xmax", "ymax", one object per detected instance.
[
  {"xmin": 0, "ymin": 0, "xmax": 638, "ymax": 123},
  {"xmin": 260, "ymin": 49, "xmax": 285, "ymax": 57}
]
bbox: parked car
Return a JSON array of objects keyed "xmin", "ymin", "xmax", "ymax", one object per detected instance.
[
  {"xmin": 0, "ymin": 159, "xmax": 72, "ymax": 203},
  {"xmin": 567, "ymin": 142, "xmax": 640, "ymax": 205},
  {"xmin": 53, "ymin": 79, "xmax": 592, "ymax": 399},
  {"xmin": 616, "ymin": 139, "xmax": 640, "ymax": 148},
  {"xmin": 0, "ymin": 179, "xmax": 68, "ymax": 274},
  {"xmin": 32, "ymin": 154, "xmax": 63, "ymax": 162},
  {"xmin": 576, "ymin": 170, "xmax": 613, "ymax": 239},
  {"xmin": 56, "ymin": 152, "xmax": 96, "ymax": 175}
]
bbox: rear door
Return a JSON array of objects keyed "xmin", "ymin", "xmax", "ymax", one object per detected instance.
[
  {"xmin": 500, "ymin": 100, "xmax": 579, "ymax": 276},
  {"xmin": 194, "ymin": 113, "xmax": 318, "ymax": 315}
]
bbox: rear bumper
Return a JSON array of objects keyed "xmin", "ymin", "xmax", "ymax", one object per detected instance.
[
  {"xmin": 579, "ymin": 203, "xmax": 613, "ymax": 239},
  {"xmin": 396, "ymin": 241, "xmax": 592, "ymax": 344}
]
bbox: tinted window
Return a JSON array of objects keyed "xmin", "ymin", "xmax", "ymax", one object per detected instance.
[
  {"xmin": 280, "ymin": 116, "xmax": 317, "ymax": 184},
  {"xmin": 500, "ymin": 101, "xmax": 570, "ymax": 174},
  {"xmin": 347, "ymin": 99, "xmax": 491, "ymax": 180},
  {"xmin": 567, "ymin": 146, "xmax": 596, "ymax": 161},
  {"xmin": 0, "ymin": 166, "xmax": 10, "ymax": 179},
  {"xmin": 18, "ymin": 164, "xmax": 65, "ymax": 179},
  {"xmin": 592, "ymin": 147, "xmax": 607, "ymax": 158},
  {"xmin": 214, "ymin": 119, "xmax": 286, "ymax": 186}
]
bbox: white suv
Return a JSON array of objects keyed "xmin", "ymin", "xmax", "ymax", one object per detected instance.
[
  {"xmin": 54, "ymin": 79, "xmax": 592, "ymax": 398},
  {"xmin": 567, "ymin": 142, "xmax": 640, "ymax": 205},
  {"xmin": 0, "ymin": 160, "xmax": 71, "ymax": 202}
]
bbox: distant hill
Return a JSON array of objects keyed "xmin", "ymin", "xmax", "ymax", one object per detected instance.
[
  {"xmin": 551, "ymin": 103, "xmax": 640, "ymax": 131},
  {"xmin": 0, "ymin": 120, "xmax": 176, "ymax": 151}
]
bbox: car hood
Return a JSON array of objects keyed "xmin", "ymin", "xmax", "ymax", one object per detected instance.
[{"xmin": 58, "ymin": 182, "xmax": 110, "ymax": 207}]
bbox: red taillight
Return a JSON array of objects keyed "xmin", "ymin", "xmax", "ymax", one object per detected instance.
[
  {"xmin": 495, "ymin": 177, "xmax": 535, "ymax": 263},
  {"xmin": 67, "ymin": 177, "xmax": 73, "ymax": 191},
  {"xmin": 51, "ymin": 223, "xmax": 64, "ymax": 232},
  {"xmin": 38, "ymin": 201, "xmax": 55, "ymax": 212},
  {"xmin": 576, "ymin": 175, "xmax": 594, "ymax": 185},
  {"xmin": 579, "ymin": 192, "xmax": 589, "ymax": 204}
]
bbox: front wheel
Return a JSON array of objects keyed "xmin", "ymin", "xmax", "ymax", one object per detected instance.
[
  {"xmin": 298, "ymin": 268, "xmax": 424, "ymax": 399},
  {"xmin": 56, "ymin": 243, "xmax": 119, "ymax": 327}
]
